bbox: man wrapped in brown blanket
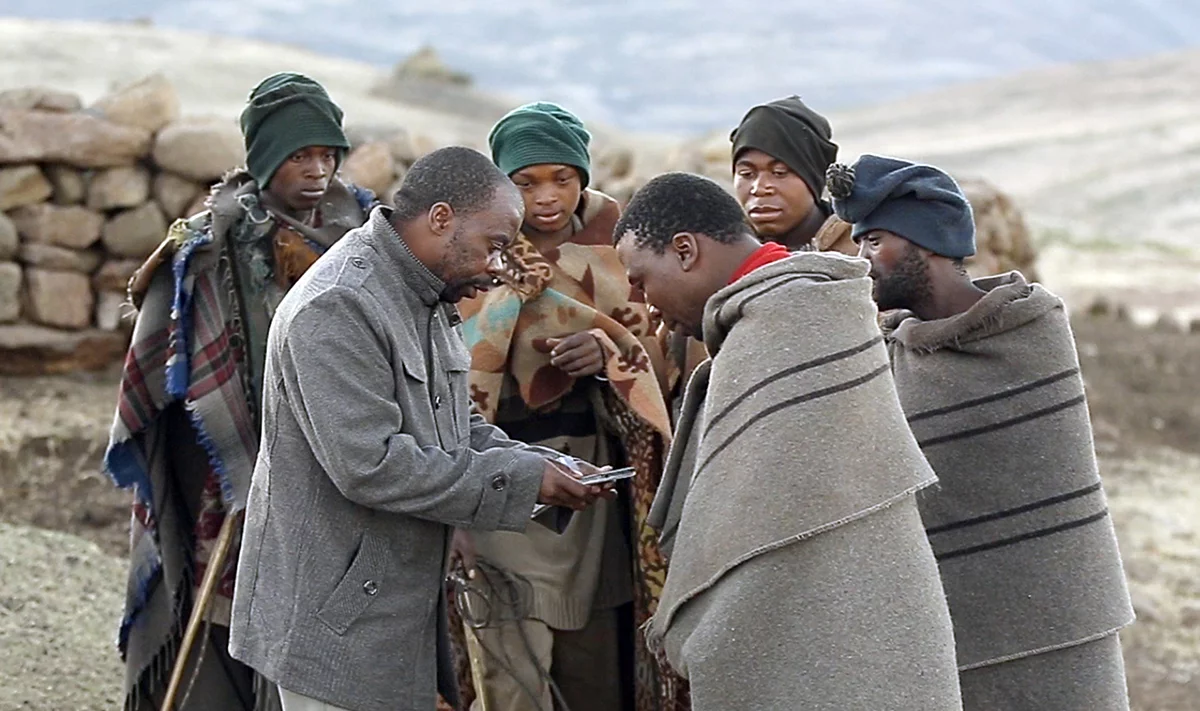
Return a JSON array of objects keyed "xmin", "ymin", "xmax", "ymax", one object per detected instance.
[
  {"xmin": 614, "ymin": 172, "xmax": 963, "ymax": 710},
  {"xmin": 832, "ymin": 154, "xmax": 1134, "ymax": 710}
]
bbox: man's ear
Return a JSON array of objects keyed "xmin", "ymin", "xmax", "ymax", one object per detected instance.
[
  {"xmin": 428, "ymin": 202, "xmax": 455, "ymax": 236},
  {"xmin": 671, "ymin": 232, "xmax": 699, "ymax": 271}
]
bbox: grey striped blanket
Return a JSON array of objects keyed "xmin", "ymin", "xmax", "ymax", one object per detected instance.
[
  {"xmin": 885, "ymin": 271, "xmax": 1134, "ymax": 673},
  {"xmin": 647, "ymin": 252, "xmax": 962, "ymax": 710}
]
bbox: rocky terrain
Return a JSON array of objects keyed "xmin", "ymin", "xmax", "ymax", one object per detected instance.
[
  {"xmin": 830, "ymin": 48, "xmax": 1200, "ymax": 252},
  {"xmin": 2, "ymin": 312, "xmax": 1199, "ymax": 710}
]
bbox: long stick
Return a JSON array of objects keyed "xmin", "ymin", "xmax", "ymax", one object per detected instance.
[
  {"xmin": 161, "ymin": 509, "xmax": 243, "ymax": 711},
  {"xmin": 462, "ymin": 625, "xmax": 490, "ymax": 711}
]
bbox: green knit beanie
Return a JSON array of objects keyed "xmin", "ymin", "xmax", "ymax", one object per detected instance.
[
  {"xmin": 239, "ymin": 72, "xmax": 351, "ymax": 188},
  {"xmin": 488, "ymin": 102, "xmax": 592, "ymax": 188}
]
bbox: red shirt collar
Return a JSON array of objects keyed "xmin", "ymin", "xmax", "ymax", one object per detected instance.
[{"xmin": 729, "ymin": 242, "xmax": 791, "ymax": 285}]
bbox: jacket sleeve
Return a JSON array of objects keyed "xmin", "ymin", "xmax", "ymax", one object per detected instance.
[
  {"xmin": 278, "ymin": 286, "xmax": 544, "ymax": 532},
  {"xmin": 466, "ymin": 414, "xmax": 561, "ymax": 459}
]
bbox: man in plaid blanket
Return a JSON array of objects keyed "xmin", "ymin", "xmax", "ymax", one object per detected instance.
[{"xmin": 103, "ymin": 72, "xmax": 377, "ymax": 711}]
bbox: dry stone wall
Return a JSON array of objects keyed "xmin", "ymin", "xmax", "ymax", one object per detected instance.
[
  {"xmin": 0, "ymin": 73, "xmax": 470, "ymax": 374},
  {"xmin": 0, "ymin": 74, "xmax": 1040, "ymax": 375},
  {"xmin": 0, "ymin": 75, "xmax": 208, "ymax": 373}
]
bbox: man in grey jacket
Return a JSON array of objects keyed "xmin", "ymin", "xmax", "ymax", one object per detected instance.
[{"xmin": 229, "ymin": 147, "xmax": 612, "ymax": 711}]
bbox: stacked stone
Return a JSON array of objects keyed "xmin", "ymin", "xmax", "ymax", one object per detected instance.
[
  {"xmin": 0, "ymin": 75, "xmax": 246, "ymax": 373},
  {"xmin": 0, "ymin": 73, "xmax": 1038, "ymax": 375},
  {"xmin": 337, "ymin": 129, "xmax": 430, "ymax": 208},
  {"xmin": 588, "ymin": 138, "xmax": 640, "ymax": 206},
  {"xmin": 0, "ymin": 75, "xmax": 460, "ymax": 374}
]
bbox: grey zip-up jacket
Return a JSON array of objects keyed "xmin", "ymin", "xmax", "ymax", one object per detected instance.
[{"xmin": 229, "ymin": 207, "xmax": 547, "ymax": 711}]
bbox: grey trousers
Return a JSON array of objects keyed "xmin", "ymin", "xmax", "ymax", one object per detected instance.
[
  {"xmin": 278, "ymin": 687, "xmax": 353, "ymax": 711},
  {"xmin": 960, "ymin": 633, "xmax": 1130, "ymax": 711}
]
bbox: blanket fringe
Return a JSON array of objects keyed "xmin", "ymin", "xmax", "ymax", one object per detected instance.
[
  {"xmin": 125, "ymin": 569, "xmax": 191, "ymax": 710},
  {"xmin": 183, "ymin": 399, "xmax": 239, "ymax": 510}
]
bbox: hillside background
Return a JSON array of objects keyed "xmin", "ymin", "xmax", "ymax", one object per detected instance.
[
  {"xmin": 4, "ymin": 11, "xmax": 1200, "ymax": 252},
  {"xmin": 7, "ymin": 0, "xmax": 1200, "ymax": 133}
]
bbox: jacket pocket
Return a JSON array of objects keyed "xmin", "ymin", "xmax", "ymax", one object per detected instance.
[
  {"xmin": 315, "ymin": 530, "xmax": 389, "ymax": 636},
  {"xmin": 443, "ymin": 332, "xmax": 472, "ymax": 441},
  {"xmin": 398, "ymin": 352, "xmax": 429, "ymax": 384},
  {"xmin": 393, "ymin": 325, "xmax": 429, "ymax": 384},
  {"xmin": 446, "ymin": 366, "xmax": 471, "ymax": 442}
]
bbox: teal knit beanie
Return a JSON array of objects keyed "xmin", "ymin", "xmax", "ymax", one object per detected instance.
[
  {"xmin": 239, "ymin": 72, "xmax": 351, "ymax": 188},
  {"xmin": 488, "ymin": 102, "xmax": 592, "ymax": 188}
]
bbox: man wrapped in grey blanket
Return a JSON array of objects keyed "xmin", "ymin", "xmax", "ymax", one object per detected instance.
[
  {"xmin": 834, "ymin": 154, "xmax": 1133, "ymax": 711},
  {"xmin": 613, "ymin": 172, "xmax": 962, "ymax": 711}
]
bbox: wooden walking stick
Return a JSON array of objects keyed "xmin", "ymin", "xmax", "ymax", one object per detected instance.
[{"xmin": 161, "ymin": 509, "xmax": 244, "ymax": 711}]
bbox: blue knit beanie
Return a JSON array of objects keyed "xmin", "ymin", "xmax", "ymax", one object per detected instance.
[
  {"xmin": 488, "ymin": 102, "xmax": 592, "ymax": 188},
  {"xmin": 828, "ymin": 154, "xmax": 975, "ymax": 259}
]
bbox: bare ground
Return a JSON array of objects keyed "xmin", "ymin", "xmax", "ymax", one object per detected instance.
[{"xmin": 0, "ymin": 312, "xmax": 1198, "ymax": 710}]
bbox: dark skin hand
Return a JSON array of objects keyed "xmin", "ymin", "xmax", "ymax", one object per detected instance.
[
  {"xmin": 539, "ymin": 458, "xmax": 614, "ymax": 510},
  {"xmin": 450, "ymin": 459, "xmax": 615, "ymax": 577},
  {"xmin": 449, "ymin": 528, "xmax": 478, "ymax": 577},
  {"xmin": 547, "ymin": 332, "xmax": 606, "ymax": 377}
]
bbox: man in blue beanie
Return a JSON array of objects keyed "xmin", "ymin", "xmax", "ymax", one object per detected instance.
[
  {"xmin": 826, "ymin": 155, "xmax": 978, "ymax": 314},
  {"xmin": 832, "ymin": 155, "xmax": 1134, "ymax": 711},
  {"xmin": 104, "ymin": 72, "xmax": 377, "ymax": 711}
]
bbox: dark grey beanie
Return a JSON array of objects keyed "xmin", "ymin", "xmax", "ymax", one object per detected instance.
[
  {"xmin": 239, "ymin": 72, "xmax": 350, "ymax": 188},
  {"xmin": 828, "ymin": 154, "xmax": 975, "ymax": 259}
]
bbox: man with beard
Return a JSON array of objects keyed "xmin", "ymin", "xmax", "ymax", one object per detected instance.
[
  {"xmin": 730, "ymin": 96, "xmax": 855, "ymax": 255},
  {"xmin": 831, "ymin": 155, "xmax": 1134, "ymax": 710},
  {"xmin": 229, "ymin": 147, "xmax": 616, "ymax": 711},
  {"xmin": 104, "ymin": 72, "xmax": 376, "ymax": 711},
  {"xmin": 613, "ymin": 172, "xmax": 962, "ymax": 710}
]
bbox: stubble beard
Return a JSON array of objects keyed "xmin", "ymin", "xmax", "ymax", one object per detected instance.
[
  {"xmin": 875, "ymin": 244, "xmax": 932, "ymax": 313},
  {"xmin": 437, "ymin": 227, "xmax": 493, "ymax": 302}
]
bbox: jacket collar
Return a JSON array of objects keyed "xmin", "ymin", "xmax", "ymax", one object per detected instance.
[{"xmin": 364, "ymin": 206, "xmax": 447, "ymax": 307}]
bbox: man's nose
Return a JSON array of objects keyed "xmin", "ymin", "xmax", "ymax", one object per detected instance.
[
  {"xmin": 304, "ymin": 157, "xmax": 328, "ymax": 178},
  {"xmin": 486, "ymin": 251, "xmax": 505, "ymax": 275},
  {"xmin": 750, "ymin": 175, "xmax": 772, "ymax": 196}
]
